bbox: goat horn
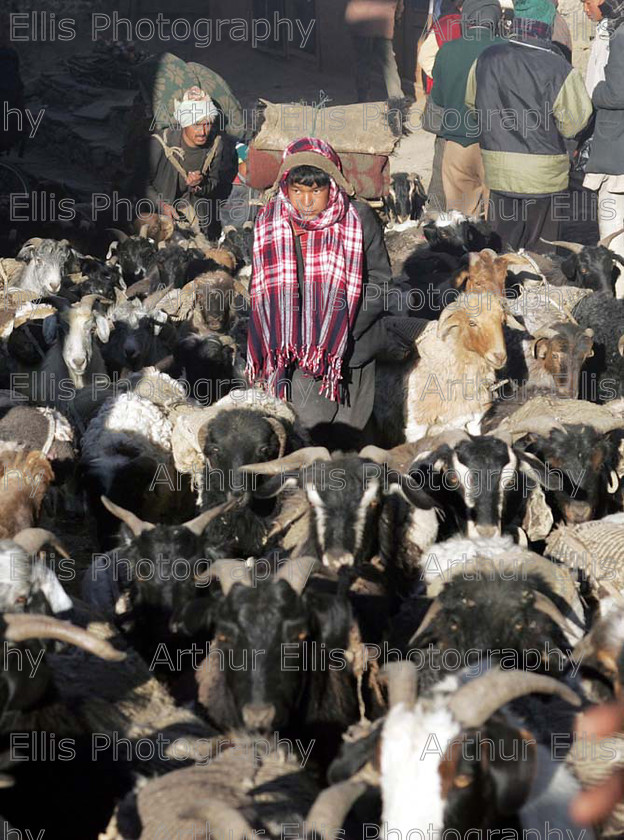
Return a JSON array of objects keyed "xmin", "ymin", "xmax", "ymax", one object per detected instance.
[
  {"xmin": 138, "ymin": 223, "xmax": 150, "ymax": 239},
  {"xmin": 409, "ymin": 599, "xmax": 444, "ymax": 644},
  {"xmin": 265, "ymin": 417, "xmax": 288, "ymax": 459},
  {"xmin": 448, "ymin": 669, "xmax": 581, "ymax": 728},
  {"xmin": 12, "ymin": 528, "xmax": 70, "ymax": 559},
  {"xmin": 177, "ymin": 798, "xmax": 254, "ymax": 840},
  {"xmin": 306, "ymin": 781, "xmax": 367, "ymax": 840},
  {"xmin": 382, "ymin": 660, "xmax": 419, "ymax": 708},
  {"xmin": 198, "ymin": 559, "xmax": 253, "ymax": 595},
  {"xmin": 2, "ymin": 613, "xmax": 126, "ymax": 661},
  {"xmin": 532, "ymin": 591, "xmax": 581, "ymax": 641},
  {"xmin": 275, "ymin": 556, "xmax": 318, "ymax": 595},
  {"xmin": 608, "ymin": 470, "xmax": 620, "ymax": 494},
  {"xmin": 539, "ymin": 238, "xmax": 584, "ymax": 255},
  {"xmin": 238, "ymin": 447, "xmax": 332, "ymax": 475},
  {"xmin": 106, "ymin": 228, "xmax": 129, "ymax": 243},
  {"xmin": 619, "ymin": 335, "xmax": 624, "ymax": 358},
  {"xmin": 100, "ymin": 496, "xmax": 156, "ymax": 536},
  {"xmin": 182, "ymin": 500, "xmax": 235, "ymax": 537},
  {"xmin": 598, "ymin": 226, "xmax": 624, "ymax": 249},
  {"xmin": 358, "ymin": 445, "xmax": 391, "ymax": 465}
]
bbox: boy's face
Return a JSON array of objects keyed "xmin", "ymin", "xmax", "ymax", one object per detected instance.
[
  {"xmin": 582, "ymin": 0, "xmax": 603, "ymax": 21},
  {"xmin": 287, "ymin": 182, "xmax": 331, "ymax": 219}
]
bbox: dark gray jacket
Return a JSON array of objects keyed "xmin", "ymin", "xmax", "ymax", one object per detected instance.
[{"xmin": 586, "ymin": 22, "xmax": 624, "ymax": 176}]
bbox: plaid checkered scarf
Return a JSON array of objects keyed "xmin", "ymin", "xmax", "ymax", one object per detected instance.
[{"xmin": 246, "ymin": 138, "xmax": 364, "ymax": 402}]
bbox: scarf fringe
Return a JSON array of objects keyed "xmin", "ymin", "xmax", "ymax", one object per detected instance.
[{"xmin": 246, "ymin": 345, "xmax": 344, "ymax": 402}]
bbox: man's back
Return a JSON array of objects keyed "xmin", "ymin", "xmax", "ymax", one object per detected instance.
[{"xmin": 466, "ymin": 36, "xmax": 593, "ymax": 194}]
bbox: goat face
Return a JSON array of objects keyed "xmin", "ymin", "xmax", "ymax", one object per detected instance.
[
  {"xmin": 409, "ymin": 437, "xmax": 528, "ymax": 539},
  {"xmin": 19, "ymin": 253, "xmax": 62, "ymax": 295},
  {"xmin": 385, "ymin": 173, "xmax": 424, "ymax": 226},
  {"xmin": 518, "ymin": 424, "xmax": 623, "ymax": 525},
  {"xmin": 202, "ymin": 410, "xmax": 284, "ymax": 502},
  {"xmin": 532, "ymin": 323, "xmax": 594, "ymax": 399},
  {"xmin": 114, "ymin": 237, "xmax": 158, "ymax": 282},
  {"xmin": 561, "ymin": 246, "xmax": 620, "ymax": 294},
  {"xmin": 250, "ymin": 453, "xmax": 434, "ymax": 570},
  {"xmin": 46, "ymin": 304, "xmax": 109, "ymax": 376},
  {"xmin": 104, "ymin": 310, "xmax": 163, "ymax": 373},
  {"xmin": 380, "ymin": 664, "xmax": 582, "ymax": 840},
  {"xmin": 438, "ymin": 294, "xmax": 508, "ymax": 369},
  {"xmin": 117, "ymin": 524, "xmax": 208, "ymax": 655},
  {"xmin": 196, "ymin": 569, "xmax": 354, "ymax": 734}
]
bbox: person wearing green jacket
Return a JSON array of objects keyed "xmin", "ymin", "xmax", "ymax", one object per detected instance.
[{"xmin": 430, "ymin": 0, "xmax": 506, "ymax": 216}]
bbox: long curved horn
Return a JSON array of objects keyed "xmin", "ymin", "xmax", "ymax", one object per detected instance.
[
  {"xmin": 139, "ymin": 223, "xmax": 150, "ymax": 239},
  {"xmin": 599, "ymin": 226, "xmax": 624, "ymax": 249},
  {"xmin": 12, "ymin": 528, "xmax": 70, "ymax": 559},
  {"xmin": 177, "ymin": 798, "xmax": 254, "ymax": 840},
  {"xmin": 3, "ymin": 613, "xmax": 126, "ymax": 661},
  {"xmin": 409, "ymin": 599, "xmax": 444, "ymax": 643},
  {"xmin": 539, "ymin": 238, "xmax": 584, "ymax": 254},
  {"xmin": 358, "ymin": 445, "xmax": 391, "ymax": 464},
  {"xmin": 100, "ymin": 496, "xmax": 156, "ymax": 537},
  {"xmin": 107, "ymin": 228, "xmax": 129, "ymax": 243},
  {"xmin": 275, "ymin": 556, "xmax": 318, "ymax": 595},
  {"xmin": 238, "ymin": 447, "xmax": 332, "ymax": 475},
  {"xmin": 196, "ymin": 559, "xmax": 253, "ymax": 595},
  {"xmin": 306, "ymin": 781, "xmax": 367, "ymax": 840},
  {"xmin": 608, "ymin": 470, "xmax": 620, "ymax": 494},
  {"xmin": 182, "ymin": 500, "xmax": 235, "ymax": 537},
  {"xmin": 382, "ymin": 660, "xmax": 418, "ymax": 708},
  {"xmin": 265, "ymin": 417, "xmax": 288, "ymax": 459},
  {"xmin": 532, "ymin": 591, "xmax": 580, "ymax": 640},
  {"xmin": 448, "ymin": 669, "xmax": 581, "ymax": 728}
]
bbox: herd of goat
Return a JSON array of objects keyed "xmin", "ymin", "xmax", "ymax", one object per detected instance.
[{"xmin": 2, "ymin": 175, "xmax": 624, "ymax": 839}]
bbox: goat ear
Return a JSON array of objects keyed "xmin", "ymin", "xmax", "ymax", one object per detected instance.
[
  {"xmin": 387, "ymin": 472, "xmax": 437, "ymax": 510},
  {"xmin": 480, "ymin": 720, "xmax": 537, "ymax": 815},
  {"xmin": 533, "ymin": 337, "xmax": 550, "ymax": 360},
  {"xmin": 437, "ymin": 310, "xmax": 465, "ymax": 341},
  {"xmin": 453, "ymin": 268, "xmax": 470, "ymax": 290},
  {"xmin": 42, "ymin": 314, "xmax": 58, "ymax": 345},
  {"xmin": 95, "ymin": 314, "xmax": 110, "ymax": 344}
]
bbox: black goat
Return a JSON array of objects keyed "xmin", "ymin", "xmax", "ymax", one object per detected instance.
[
  {"xmin": 517, "ymin": 424, "xmax": 623, "ymax": 525},
  {"xmin": 173, "ymin": 332, "xmax": 240, "ymax": 405},
  {"xmin": 108, "ymin": 235, "xmax": 158, "ymax": 285},
  {"xmin": 186, "ymin": 557, "xmax": 359, "ymax": 768},
  {"xmin": 542, "ymin": 229, "xmax": 624, "ymax": 294},
  {"xmin": 88, "ymin": 497, "xmax": 225, "ymax": 690},
  {"xmin": 570, "ymin": 291, "xmax": 624, "ymax": 401},
  {"xmin": 384, "ymin": 172, "xmax": 426, "ymax": 226},
  {"xmin": 220, "ymin": 223, "xmax": 254, "ymax": 274},
  {"xmin": 101, "ymin": 301, "xmax": 175, "ymax": 376}
]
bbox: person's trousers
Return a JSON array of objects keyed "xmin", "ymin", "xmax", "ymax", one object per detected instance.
[
  {"xmin": 442, "ymin": 140, "xmax": 488, "ymax": 217},
  {"xmin": 353, "ymin": 36, "xmax": 404, "ymax": 101},
  {"xmin": 426, "ymin": 136, "xmax": 447, "ymax": 213},
  {"xmin": 487, "ymin": 191, "xmax": 563, "ymax": 253},
  {"xmin": 597, "ymin": 183, "xmax": 624, "ymax": 297}
]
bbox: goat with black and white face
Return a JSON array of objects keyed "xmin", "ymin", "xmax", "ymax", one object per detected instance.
[
  {"xmin": 407, "ymin": 433, "xmax": 536, "ymax": 541},
  {"xmin": 380, "ymin": 663, "xmax": 591, "ymax": 840},
  {"xmin": 384, "ymin": 172, "xmax": 426, "ymax": 228},
  {"xmin": 241, "ymin": 446, "xmax": 435, "ymax": 573},
  {"xmin": 542, "ymin": 228, "xmax": 624, "ymax": 294},
  {"xmin": 518, "ymin": 424, "xmax": 623, "ymax": 525},
  {"xmin": 186, "ymin": 557, "xmax": 359, "ymax": 765},
  {"xmin": 107, "ymin": 234, "xmax": 158, "ymax": 286}
]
